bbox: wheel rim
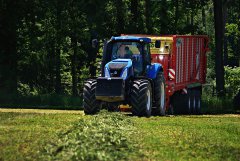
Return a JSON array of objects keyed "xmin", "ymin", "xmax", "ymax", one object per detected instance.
[
  {"xmin": 188, "ymin": 96, "xmax": 191, "ymax": 111},
  {"xmin": 197, "ymin": 97, "xmax": 201, "ymax": 110},
  {"xmin": 160, "ymin": 82, "xmax": 165, "ymax": 110},
  {"xmin": 193, "ymin": 96, "xmax": 196, "ymax": 111},
  {"xmin": 146, "ymin": 89, "xmax": 151, "ymax": 111}
]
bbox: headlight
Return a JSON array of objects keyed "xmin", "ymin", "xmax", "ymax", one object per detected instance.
[
  {"xmin": 104, "ymin": 67, "xmax": 110, "ymax": 78},
  {"xmin": 121, "ymin": 68, "xmax": 128, "ymax": 80}
]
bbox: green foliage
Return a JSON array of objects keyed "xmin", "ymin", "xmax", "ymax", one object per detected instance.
[
  {"xmin": 202, "ymin": 66, "xmax": 240, "ymax": 112},
  {"xmin": 225, "ymin": 66, "xmax": 240, "ymax": 98},
  {"xmin": 225, "ymin": 23, "xmax": 240, "ymax": 37},
  {"xmin": 204, "ymin": 66, "xmax": 240, "ymax": 97},
  {"xmin": 202, "ymin": 95, "xmax": 235, "ymax": 113},
  {"xmin": 0, "ymin": 93, "xmax": 82, "ymax": 110},
  {"xmin": 42, "ymin": 111, "xmax": 140, "ymax": 161}
]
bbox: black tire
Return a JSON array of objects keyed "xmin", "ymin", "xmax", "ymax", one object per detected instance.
[
  {"xmin": 130, "ymin": 79, "xmax": 152, "ymax": 117},
  {"xmin": 187, "ymin": 90, "xmax": 193, "ymax": 114},
  {"xmin": 152, "ymin": 72, "xmax": 166, "ymax": 116},
  {"xmin": 171, "ymin": 93, "xmax": 180, "ymax": 114},
  {"xmin": 195, "ymin": 90, "xmax": 201, "ymax": 114},
  {"xmin": 83, "ymin": 79, "xmax": 100, "ymax": 115},
  {"xmin": 174, "ymin": 91, "xmax": 191, "ymax": 114}
]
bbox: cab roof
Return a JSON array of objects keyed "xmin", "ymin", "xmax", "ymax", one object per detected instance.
[{"xmin": 111, "ymin": 36, "xmax": 151, "ymax": 43}]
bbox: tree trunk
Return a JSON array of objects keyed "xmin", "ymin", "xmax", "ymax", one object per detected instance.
[
  {"xmin": 201, "ymin": 7, "xmax": 206, "ymax": 32},
  {"xmin": 190, "ymin": 8, "xmax": 194, "ymax": 35},
  {"xmin": 174, "ymin": 0, "xmax": 179, "ymax": 34},
  {"xmin": 0, "ymin": 1, "xmax": 18, "ymax": 95},
  {"xmin": 55, "ymin": 0, "xmax": 62, "ymax": 94},
  {"xmin": 49, "ymin": 43, "xmax": 55, "ymax": 92},
  {"xmin": 55, "ymin": 48, "xmax": 61, "ymax": 94},
  {"xmin": 116, "ymin": 0, "xmax": 124, "ymax": 35},
  {"xmin": 130, "ymin": 0, "xmax": 139, "ymax": 32},
  {"xmin": 71, "ymin": 35, "xmax": 78, "ymax": 96},
  {"xmin": 223, "ymin": 0, "xmax": 229, "ymax": 65},
  {"xmin": 145, "ymin": 0, "xmax": 152, "ymax": 34},
  {"xmin": 160, "ymin": 0, "xmax": 168, "ymax": 34},
  {"xmin": 213, "ymin": 0, "xmax": 225, "ymax": 97}
]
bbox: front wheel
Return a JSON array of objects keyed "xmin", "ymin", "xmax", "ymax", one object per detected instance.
[
  {"xmin": 130, "ymin": 79, "xmax": 152, "ymax": 117},
  {"xmin": 83, "ymin": 79, "xmax": 100, "ymax": 115},
  {"xmin": 152, "ymin": 72, "xmax": 166, "ymax": 116}
]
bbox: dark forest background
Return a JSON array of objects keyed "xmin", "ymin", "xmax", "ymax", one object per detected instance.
[{"xmin": 0, "ymin": 0, "xmax": 239, "ymax": 109}]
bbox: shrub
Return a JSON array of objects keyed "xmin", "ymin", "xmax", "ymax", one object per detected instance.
[{"xmin": 224, "ymin": 66, "xmax": 240, "ymax": 98}]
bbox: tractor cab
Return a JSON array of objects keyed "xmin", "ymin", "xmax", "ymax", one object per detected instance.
[{"xmin": 101, "ymin": 36, "xmax": 152, "ymax": 78}]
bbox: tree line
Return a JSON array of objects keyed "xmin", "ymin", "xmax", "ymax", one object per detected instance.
[{"xmin": 0, "ymin": 0, "xmax": 239, "ymax": 99}]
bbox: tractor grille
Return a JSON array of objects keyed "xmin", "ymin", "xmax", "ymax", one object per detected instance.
[
  {"xmin": 108, "ymin": 63, "xmax": 127, "ymax": 70},
  {"xmin": 108, "ymin": 63, "xmax": 127, "ymax": 77},
  {"xmin": 110, "ymin": 69, "xmax": 122, "ymax": 77}
]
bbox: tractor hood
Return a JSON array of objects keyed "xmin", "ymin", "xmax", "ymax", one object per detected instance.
[{"xmin": 104, "ymin": 59, "xmax": 133, "ymax": 80}]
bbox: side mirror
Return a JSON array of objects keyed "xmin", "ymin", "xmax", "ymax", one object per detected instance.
[
  {"xmin": 155, "ymin": 40, "xmax": 161, "ymax": 48},
  {"xmin": 91, "ymin": 39, "xmax": 98, "ymax": 48}
]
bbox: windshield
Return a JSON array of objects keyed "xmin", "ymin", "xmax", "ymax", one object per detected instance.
[
  {"xmin": 111, "ymin": 41, "xmax": 143, "ymax": 75},
  {"xmin": 111, "ymin": 42, "xmax": 141, "ymax": 60}
]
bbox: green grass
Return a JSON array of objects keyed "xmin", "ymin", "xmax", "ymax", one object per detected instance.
[
  {"xmin": 0, "ymin": 109, "xmax": 240, "ymax": 161},
  {"xmin": 42, "ymin": 111, "xmax": 141, "ymax": 161},
  {"xmin": 133, "ymin": 115, "xmax": 240, "ymax": 160},
  {"xmin": 0, "ymin": 111, "xmax": 82, "ymax": 161}
]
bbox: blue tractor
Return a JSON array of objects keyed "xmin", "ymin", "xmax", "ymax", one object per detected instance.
[{"xmin": 83, "ymin": 36, "xmax": 166, "ymax": 117}]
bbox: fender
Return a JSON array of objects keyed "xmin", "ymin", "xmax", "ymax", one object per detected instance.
[{"xmin": 146, "ymin": 63, "xmax": 163, "ymax": 79}]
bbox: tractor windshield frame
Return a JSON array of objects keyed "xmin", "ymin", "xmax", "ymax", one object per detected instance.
[{"xmin": 101, "ymin": 40, "xmax": 151, "ymax": 77}]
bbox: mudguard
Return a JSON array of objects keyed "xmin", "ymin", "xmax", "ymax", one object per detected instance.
[{"xmin": 146, "ymin": 63, "xmax": 163, "ymax": 79}]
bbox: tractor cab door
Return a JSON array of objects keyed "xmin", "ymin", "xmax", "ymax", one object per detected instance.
[{"xmin": 101, "ymin": 41, "xmax": 112, "ymax": 76}]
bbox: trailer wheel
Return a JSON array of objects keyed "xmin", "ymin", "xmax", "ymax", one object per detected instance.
[
  {"xmin": 131, "ymin": 79, "xmax": 152, "ymax": 117},
  {"xmin": 83, "ymin": 79, "xmax": 100, "ymax": 115},
  {"xmin": 195, "ymin": 90, "xmax": 201, "ymax": 114},
  {"xmin": 187, "ymin": 90, "xmax": 194, "ymax": 114},
  {"xmin": 152, "ymin": 72, "xmax": 166, "ymax": 116}
]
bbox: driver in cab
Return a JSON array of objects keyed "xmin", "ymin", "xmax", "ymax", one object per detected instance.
[{"xmin": 117, "ymin": 45, "xmax": 133, "ymax": 59}]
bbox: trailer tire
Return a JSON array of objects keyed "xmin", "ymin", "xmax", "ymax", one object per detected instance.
[
  {"xmin": 171, "ymin": 92, "xmax": 182, "ymax": 114},
  {"xmin": 152, "ymin": 72, "xmax": 166, "ymax": 116},
  {"xmin": 83, "ymin": 79, "xmax": 100, "ymax": 115},
  {"xmin": 176, "ymin": 91, "xmax": 191, "ymax": 114},
  {"xmin": 195, "ymin": 90, "xmax": 201, "ymax": 114},
  {"xmin": 188, "ymin": 90, "xmax": 193, "ymax": 114},
  {"xmin": 131, "ymin": 79, "xmax": 152, "ymax": 117}
]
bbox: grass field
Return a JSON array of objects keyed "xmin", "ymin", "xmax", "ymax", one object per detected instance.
[{"xmin": 0, "ymin": 109, "xmax": 240, "ymax": 161}]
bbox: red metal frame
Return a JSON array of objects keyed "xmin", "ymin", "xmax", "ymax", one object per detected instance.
[{"xmin": 122, "ymin": 34, "xmax": 209, "ymax": 109}]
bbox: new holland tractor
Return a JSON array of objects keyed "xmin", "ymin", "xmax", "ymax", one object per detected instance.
[{"xmin": 83, "ymin": 36, "xmax": 166, "ymax": 117}]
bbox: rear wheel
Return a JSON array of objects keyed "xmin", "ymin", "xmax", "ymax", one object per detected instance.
[
  {"xmin": 152, "ymin": 72, "xmax": 166, "ymax": 116},
  {"xmin": 187, "ymin": 90, "xmax": 193, "ymax": 114},
  {"xmin": 195, "ymin": 90, "xmax": 201, "ymax": 114},
  {"xmin": 173, "ymin": 90, "xmax": 192, "ymax": 114},
  {"xmin": 83, "ymin": 79, "xmax": 100, "ymax": 115},
  {"xmin": 131, "ymin": 79, "xmax": 152, "ymax": 117}
]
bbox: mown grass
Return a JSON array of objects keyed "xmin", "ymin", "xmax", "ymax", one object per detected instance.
[
  {"xmin": 0, "ymin": 110, "xmax": 240, "ymax": 161},
  {"xmin": 42, "ymin": 111, "xmax": 141, "ymax": 161}
]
